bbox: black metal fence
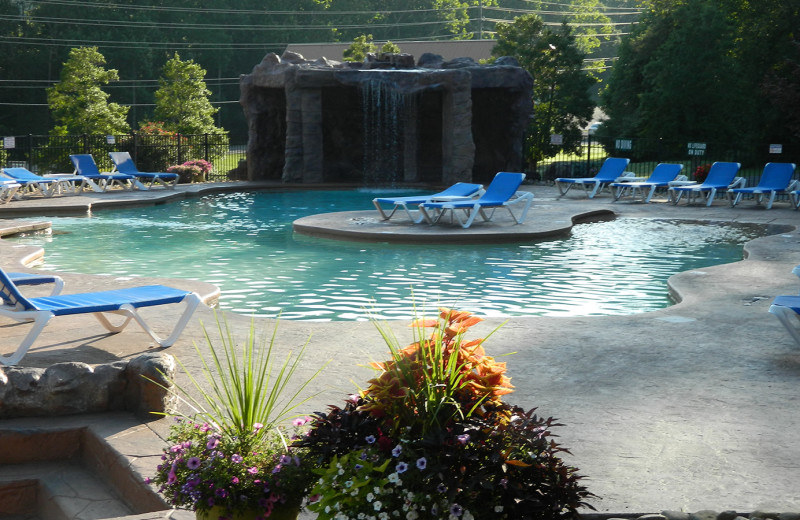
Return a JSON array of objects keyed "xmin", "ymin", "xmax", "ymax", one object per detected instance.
[
  {"xmin": 0, "ymin": 133, "xmax": 246, "ymax": 182},
  {"xmin": 536, "ymin": 136, "xmax": 800, "ymax": 188}
]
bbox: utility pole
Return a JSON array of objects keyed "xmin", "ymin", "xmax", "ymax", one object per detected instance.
[{"xmin": 479, "ymin": 0, "xmax": 483, "ymax": 39}]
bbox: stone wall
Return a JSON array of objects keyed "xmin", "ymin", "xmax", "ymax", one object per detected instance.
[{"xmin": 0, "ymin": 352, "xmax": 175, "ymax": 420}]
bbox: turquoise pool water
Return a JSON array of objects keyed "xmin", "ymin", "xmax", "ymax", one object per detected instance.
[{"xmin": 10, "ymin": 190, "xmax": 765, "ymax": 321}]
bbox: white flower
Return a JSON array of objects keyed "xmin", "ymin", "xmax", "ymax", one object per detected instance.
[
  {"xmin": 494, "ymin": 506, "xmax": 504, "ymax": 513},
  {"xmin": 463, "ymin": 511, "xmax": 474, "ymax": 520},
  {"xmin": 345, "ymin": 480, "xmax": 354, "ymax": 488},
  {"xmin": 407, "ymin": 511, "xmax": 419, "ymax": 520},
  {"xmin": 387, "ymin": 472, "xmax": 401, "ymax": 484},
  {"xmin": 358, "ymin": 514, "xmax": 366, "ymax": 520},
  {"xmin": 379, "ymin": 514, "xmax": 389, "ymax": 520},
  {"xmin": 373, "ymin": 501, "xmax": 383, "ymax": 511},
  {"xmin": 366, "ymin": 492, "xmax": 375, "ymax": 502},
  {"xmin": 325, "ymin": 506, "xmax": 331, "ymax": 514}
]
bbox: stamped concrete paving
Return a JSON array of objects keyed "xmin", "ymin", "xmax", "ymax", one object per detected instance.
[{"xmin": 1, "ymin": 182, "xmax": 799, "ymax": 516}]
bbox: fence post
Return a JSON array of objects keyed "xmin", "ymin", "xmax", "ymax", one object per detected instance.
[
  {"xmin": 27, "ymin": 134, "xmax": 33, "ymax": 169},
  {"xmin": 204, "ymin": 133, "xmax": 209, "ymax": 161}
]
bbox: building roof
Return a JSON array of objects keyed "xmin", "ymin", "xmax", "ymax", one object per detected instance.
[{"xmin": 284, "ymin": 40, "xmax": 497, "ymax": 62}]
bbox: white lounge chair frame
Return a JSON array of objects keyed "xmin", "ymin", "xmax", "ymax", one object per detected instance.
[{"xmin": 0, "ymin": 270, "xmax": 202, "ymax": 366}]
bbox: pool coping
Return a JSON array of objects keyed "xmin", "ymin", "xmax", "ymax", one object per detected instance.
[{"xmin": 2, "ymin": 182, "xmax": 800, "ymax": 515}]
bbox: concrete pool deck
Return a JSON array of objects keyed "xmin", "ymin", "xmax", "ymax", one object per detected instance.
[{"xmin": 1, "ymin": 182, "xmax": 800, "ymax": 516}]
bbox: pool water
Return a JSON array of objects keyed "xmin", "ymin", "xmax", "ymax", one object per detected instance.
[{"xmin": 10, "ymin": 190, "xmax": 765, "ymax": 321}]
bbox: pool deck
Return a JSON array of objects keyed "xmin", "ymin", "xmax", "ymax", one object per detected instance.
[{"xmin": 1, "ymin": 182, "xmax": 800, "ymax": 516}]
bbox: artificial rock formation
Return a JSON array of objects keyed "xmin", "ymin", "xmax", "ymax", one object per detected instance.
[
  {"xmin": 240, "ymin": 51, "xmax": 533, "ymax": 185},
  {"xmin": 0, "ymin": 352, "xmax": 176, "ymax": 420}
]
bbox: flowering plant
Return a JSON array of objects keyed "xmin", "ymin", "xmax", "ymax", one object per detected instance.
[
  {"xmin": 694, "ymin": 163, "xmax": 712, "ymax": 183},
  {"xmin": 151, "ymin": 417, "xmax": 313, "ymax": 517},
  {"xmin": 168, "ymin": 159, "xmax": 213, "ymax": 182},
  {"xmin": 298, "ymin": 309, "xmax": 594, "ymax": 520},
  {"xmin": 149, "ymin": 314, "xmax": 327, "ymax": 518}
]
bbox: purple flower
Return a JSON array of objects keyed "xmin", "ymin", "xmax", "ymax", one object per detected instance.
[
  {"xmin": 416, "ymin": 457, "xmax": 427, "ymax": 470},
  {"xmin": 450, "ymin": 504, "xmax": 463, "ymax": 517},
  {"xmin": 186, "ymin": 457, "xmax": 201, "ymax": 470},
  {"xmin": 355, "ymin": 464, "xmax": 364, "ymax": 470},
  {"xmin": 169, "ymin": 444, "xmax": 184, "ymax": 454},
  {"xmin": 232, "ymin": 477, "xmax": 240, "ymax": 484},
  {"xmin": 437, "ymin": 483, "xmax": 447, "ymax": 493},
  {"xmin": 206, "ymin": 437, "xmax": 220, "ymax": 450},
  {"xmin": 247, "ymin": 466, "xmax": 259, "ymax": 475},
  {"xmin": 231, "ymin": 454, "xmax": 243, "ymax": 464},
  {"xmin": 391, "ymin": 444, "xmax": 402, "ymax": 457},
  {"xmin": 396, "ymin": 462, "xmax": 408, "ymax": 474},
  {"xmin": 215, "ymin": 488, "xmax": 228, "ymax": 498},
  {"xmin": 279, "ymin": 454, "xmax": 292, "ymax": 465},
  {"xmin": 456, "ymin": 434, "xmax": 470, "ymax": 445},
  {"xmin": 254, "ymin": 422, "xmax": 264, "ymax": 431},
  {"xmin": 365, "ymin": 435, "xmax": 376, "ymax": 444}
]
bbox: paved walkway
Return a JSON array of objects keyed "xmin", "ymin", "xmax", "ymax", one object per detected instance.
[{"xmin": 1, "ymin": 182, "xmax": 800, "ymax": 515}]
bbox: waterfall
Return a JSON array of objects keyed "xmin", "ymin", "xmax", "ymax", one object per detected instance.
[{"xmin": 361, "ymin": 77, "xmax": 409, "ymax": 187}]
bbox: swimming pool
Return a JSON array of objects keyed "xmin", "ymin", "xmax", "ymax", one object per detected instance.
[{"xmin": 10, "ymin": 190, "xmax": 765, "ymax": 321}]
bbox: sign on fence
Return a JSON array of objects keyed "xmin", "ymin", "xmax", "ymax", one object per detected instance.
[
  {"xmin": 550, "ymin": 134, "xmax": 563, "ymax": 145},
  {"xmin": 687, "ymin": 142, "xmax": 706, "ymax": 156},
  {"xmin": 769, "ymin": 144, "xmax": 783, "ymax": 154},
  {"xmin": 3, "ymin": 136, "xmax": 15, "ymax": 149},
  {"xmin": 615, "ymin": 139, "xmax": 632, "ymax": 150}
]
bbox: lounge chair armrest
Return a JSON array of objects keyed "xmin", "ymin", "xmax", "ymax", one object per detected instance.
[
  {"xmin": 787, "ymin": 180, "xmax": 799, "ymax": 192},
  {"xmin": 675, "ymin": 174, "xmax": 688, "ymax": 181},
  {"xmin": 614, "ymin": 172, "xmax": 637, "ymax": 182},
  {"xmin": 729, "ymin": 177, "xmax": 746, "ymax": 189}
]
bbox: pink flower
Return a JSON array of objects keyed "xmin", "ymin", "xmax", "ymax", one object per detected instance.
[{"xmin": 248, "ymin": 466, "xmax": 259, "ymax": 475}]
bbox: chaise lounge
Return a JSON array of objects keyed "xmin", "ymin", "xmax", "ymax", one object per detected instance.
[
  {"xmin": 418, "ymin": 172, "xmax": 533, "ymax": 229},
  {"xmin": 0, "ymin": 267, "xmax": 203, "ymax": 366},
  {"xmin": 554, "ymin": 157, "xmax": 632, "ymax": 199},
  {"xmin": 109, "ymin": 151, "xmax": 179, "ymax": 189},
  {"xmin": 373, "ymin": 182, "xmax": 484, "ymax": 223}
]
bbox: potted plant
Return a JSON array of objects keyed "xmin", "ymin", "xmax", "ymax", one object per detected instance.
[
  {"xmin": 297, "ymin": 309, "xmax": 594, "ymax": 520},
  {"xmin": 149, "ymin": 314, "xmax": 326, "ymax": 520}
]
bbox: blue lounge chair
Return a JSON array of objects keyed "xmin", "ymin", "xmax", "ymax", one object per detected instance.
[
  {"xmin": 728, "ymin": 163, "xmax": 796, "ymax": 209},
  {"xmin": 554, "ymin": 157, "xmax": 632, "ymax": 198},
  {"xmin": 2, "ymin": 167, "xmax": 86, "ymax": 198},
  {"xmin": 769, "ymin": 295, "xmax": 800, "ymax": 346},
  {"xmin": 668, "ymin": 162, "xmax": 743, "ymax": 206},
  {"xmin": 610, "ymin": 163, "xmax": 685, "ymax": 203},
  {"xmin": 0, "ymin": 267, "xmax": 202, "ymax": 366},
  {"xmin": 0, "ymin": 180, "xmax": 20, "ymax": 204},
  {"xmin": 109, "ymin": 151, "xmax": 179, "ymax": 189},
  {"xmin": 418, "ymin": 172, "xmax": 533, "ymax": 228},
  {"xmin": 69, "ymin": 154, "xmax": 141, "ymax": 192},
  {"xmin": 0, "ymin": 272, "xmax": 64, "ymax": 305},
  {"xmin": 372, "ymin": 182, "xmax": 484, "ymax": 223}
]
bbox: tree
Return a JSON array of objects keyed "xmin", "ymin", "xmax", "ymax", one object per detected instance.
[
  {"xmin": 154, "ymin": 53, "xmax": 224, "ymax": 135},
  {"xmin": 343, "ymin": 34, "xmax": 377, "ymax": 62},
  {"xmin": 493, "ymin": 15, "xmax": 596, "ymax": 172},
  {"xmin": 601, "ymin": 0, "xmax": 800, "ymax": 157},
  {"xmin": 47, "ymin": 46, "xmax": 130, "ymax": 135}
]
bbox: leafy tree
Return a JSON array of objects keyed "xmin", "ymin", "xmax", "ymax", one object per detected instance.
[
  {"xmin": 380, "ymin": 41, "xmax": 401, "ymax": 54},
  {"xmin": 493, "ymin": 15, "xmax": 596, "ymax": 172},
  {"xmin": 46, "ymin": 46, "xmax": 130, "ymax": 136},
  {"xmin": 601, "ymin": 0, "xmax": 800, "ymax": 157},
  {"xmin": 154, "ymin": 53, "xmax": 224, "ymax": 136},
  {"xmin": 343, "ymin": 34, "xmax": 376, "ymax": 62}
]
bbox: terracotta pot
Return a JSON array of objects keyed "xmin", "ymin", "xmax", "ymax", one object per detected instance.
[{"xmin": 195, "ymin": 502, "xmax": 300, "ymax": 520}]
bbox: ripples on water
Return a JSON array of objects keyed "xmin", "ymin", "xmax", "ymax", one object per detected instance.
[{"xmin": 10, "ymin": 190, "xmax": 765, "ymax": 321}]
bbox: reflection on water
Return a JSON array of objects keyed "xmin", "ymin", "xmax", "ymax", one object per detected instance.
[{"xmin": 9, "ymin": 190, "xmax": 765, "ymax": 321}]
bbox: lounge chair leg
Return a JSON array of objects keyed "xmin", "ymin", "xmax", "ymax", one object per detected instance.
[
  {"xmin": 0, "ymin": 312, "xmax": 54, "ymax": 366},
  {"xmin": 769, "ymin": 304, "xmax": 800, "ymax": 346},
  {"xmin": 93, "ymin": 311, "xmax": 135, "ymax": 333},
  {"xmin": 99, "ymin": 294, "xmax": 202, "ymax": 347}
]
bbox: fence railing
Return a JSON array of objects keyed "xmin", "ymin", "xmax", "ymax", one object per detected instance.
[
  {"xmin": 0, "ymin": 133, "xmax": 247, "ymax": 182},
  {"xmin": 3, "ymin": 133, "xmax": 798, "ymax": 187},
  {"xmin": 536, "ymin": 136, "xmax": 800, "ymax": 188}
]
